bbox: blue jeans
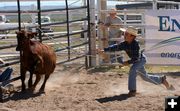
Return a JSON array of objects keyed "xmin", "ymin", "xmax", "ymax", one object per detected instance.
[
  {"xmin": 109, "ymin": 41, "xmax": 123, "ymax": 63},
  {"xmin": 0, "ymin": 67, "xmax": 13, "ymax": 82},
  {"xmin": 128, "ymin": 54, "xmax": 163, "ymax": 91}
]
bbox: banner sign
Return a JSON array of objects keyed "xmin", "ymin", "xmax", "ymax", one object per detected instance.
[{"xmin": 145, "ymin": 10, "xmax": 180, "ymax": 65}]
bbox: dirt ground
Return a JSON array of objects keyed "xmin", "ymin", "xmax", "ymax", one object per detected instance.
[{"xmin": 0, "ymin": 64, "xmax": 180, "ymax": 111}]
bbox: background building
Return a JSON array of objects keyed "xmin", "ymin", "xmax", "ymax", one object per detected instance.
[{"xmin": 116, "ymin": 0, "xmax": 180, "ymax": 10}]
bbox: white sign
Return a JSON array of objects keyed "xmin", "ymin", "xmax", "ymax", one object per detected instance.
[{"xmin": 145, "ymin": 10, "xmax": 180, "ymax": 65}]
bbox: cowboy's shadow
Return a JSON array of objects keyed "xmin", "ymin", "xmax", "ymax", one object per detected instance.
[{"xmin": 96, "ymin": 94, "xmax": 132, "ymax": 103}]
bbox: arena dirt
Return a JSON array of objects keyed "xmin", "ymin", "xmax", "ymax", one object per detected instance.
[{"xmin": 0, "ymin": 64, "xmax": 179, "ymax": 111}]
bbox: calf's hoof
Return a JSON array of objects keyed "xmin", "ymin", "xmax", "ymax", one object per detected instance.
[{"xmin": 39, "ymin": 89, "xmax": 45, "ymax": 94}]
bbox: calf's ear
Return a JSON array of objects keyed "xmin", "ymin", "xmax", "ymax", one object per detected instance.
[
  {"xmin": 27, "ymin": 32, "xmax": 37, "ymax": 39},
  {"xmin": 32, "ymin": 32, "xmax": 38, "ymax": 36}
]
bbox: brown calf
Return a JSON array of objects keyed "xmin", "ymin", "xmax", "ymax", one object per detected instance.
[{"xmin": 16, "ymin": 30, "xmax": 56, "ymax": 93}]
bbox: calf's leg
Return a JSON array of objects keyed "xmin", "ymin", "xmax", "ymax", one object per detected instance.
[
  {"xmin": 21, "ymin": 68, "xmax": 27, "ymax": 91},
  {"xmin": 39, "ymin": 74, "xmax": 50, "ymax": 93},
  {"xmin": 28, "ymin": 59, "xmax": 40, "ymax": 90},
  {"xmin": 31, "ymin": 74, "xmax": 41, "ymax": 91},
  {"xmin": 28, "ymin": 72, "xmax": 33, "ymax": 89}
]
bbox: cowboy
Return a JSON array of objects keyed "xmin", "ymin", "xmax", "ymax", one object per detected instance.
[
  {"xmin": 100, "ymin": 26, "xmax": 174, "ymax": 96},
  {"xmin": 103, "ymin": 8, "xmax": 123, "ymax": 63}
]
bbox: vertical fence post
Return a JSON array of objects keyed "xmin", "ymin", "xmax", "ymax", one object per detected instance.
[
  {"xmin": 83, "ymin": 0, "xmax": 88, "ymax": 69},
  {"xmin": 100, "ymin": 0, "xmax": 109, "ymax": 63},
  {"xmin": 87, "ymin": 0, "xmax": 91, "ymax": 67},
  {"xmin": 88, "ymin": 0, "xmax": 96, "ymax": 67},
  {"xmin": 17, "ymin": 0, "xmax": 23, "ymax": 87},
  {"xmin": 31, "ymin": 4, "xmax": 36, "ymax": 33},
  {"xmin": 153, "ymin": 0, "xmax": 157, "ymax": 10},
  {"xmin": 65, "ymin": 0, "xmax": 70, "ymax": 60},
  {"xmin": 37, "ymin": 0, "xmax": 42, "ymax": 42},
  {"xmin": 17, "ymin": 0, "xmax": 21, "ymax": 31},
  {"xmin": 141, "ymin": 12, "xmax": 145, "ymax": 38}
]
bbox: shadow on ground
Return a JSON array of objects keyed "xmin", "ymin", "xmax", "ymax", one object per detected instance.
[
  {"xmin": 96, "ymin": 94, "xmax": 132, "ymax": 103},
  {"xmin": 87, "ymin": 66, "xmax": 115, "ymax": 74},
  {"xmin": 2, "ymin": 90, "xmax": 43, "ymax": 102}
]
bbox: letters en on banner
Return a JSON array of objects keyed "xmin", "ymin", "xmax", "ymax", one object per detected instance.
[{"xmin": 145, "ymin": 10, "xmax": 180, "ymax": 65}]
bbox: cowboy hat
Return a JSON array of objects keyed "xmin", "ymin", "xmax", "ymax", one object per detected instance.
[
  {"xmin": 120, "ymin": 26, "xmax": 138, "ymax": 36},
  {"xmin": 109, "ymin": 8, "xmax": 117, "ymax": 14}
]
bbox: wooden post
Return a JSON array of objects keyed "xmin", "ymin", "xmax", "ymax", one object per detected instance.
[
  {"xmin": 99, "ymin": 0, "xmax": 109, "ymax": 63},
  {"xmin": 89, "ymin": 0, "xmax": 96, "ymax": 67}
]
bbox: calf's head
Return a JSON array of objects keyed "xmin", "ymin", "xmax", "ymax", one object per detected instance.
[{"xmin": 16, "ymin": 30, "xmax": 37, "ymax": 51}]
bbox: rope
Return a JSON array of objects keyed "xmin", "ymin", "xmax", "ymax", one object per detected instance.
[{"xmin": 68, "ymin": 0, "xmax": 82, "ymax": 6}]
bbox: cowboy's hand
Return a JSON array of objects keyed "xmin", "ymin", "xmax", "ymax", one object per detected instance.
[
  {"xmin": 122, "ymin": 61, "xmax": 129, "ymax": 66},
  {"xmin": 0, "ymin": 58, "xmax": 5, "ymax": 64},
  {"xmin": 96, "ymin": 49, "xmax": 104, "ymax": 54}
]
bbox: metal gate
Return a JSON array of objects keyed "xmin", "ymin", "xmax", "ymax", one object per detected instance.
[
  {"xmin": 0, "ymin": 0, "xmax": 92, "ymax": 69},
  {"xmin": 0, "ymin": 0, "xmax": 92, "ymax": 101}
]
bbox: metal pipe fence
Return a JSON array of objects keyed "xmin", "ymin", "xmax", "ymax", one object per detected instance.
[
  {"xmin": 0, "ymin": 0, "xmax": 91, "ymax": 69},
  {"xmin": 0, "ymin": 0, "xmax": 92, "ymax": 102}
]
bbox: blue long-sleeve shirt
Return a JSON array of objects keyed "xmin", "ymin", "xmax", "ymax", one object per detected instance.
[{"xmin": 104, "ymin": 40, "xmax": 140, "ymax": 64}]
